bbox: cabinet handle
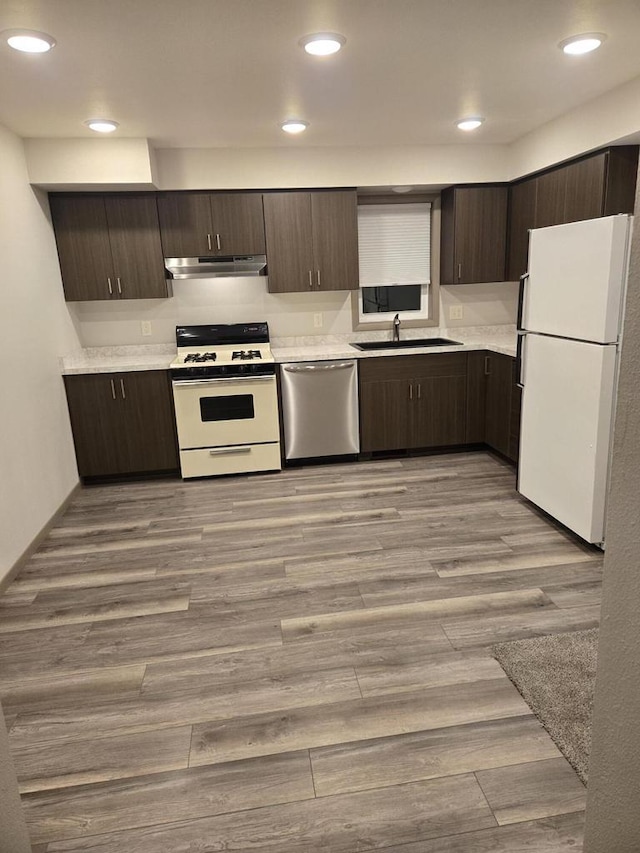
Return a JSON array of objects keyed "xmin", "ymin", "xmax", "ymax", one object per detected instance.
[
  {"xmin": 417, "ymin": 383, "xmax": 421, "ymax": 399},
  {"xmin": 107, "ymin": 277, "xmax": 113, "ymax": 295},
  {"xmin": 216, "ymin": 233, "xmax": 221, "ymax": 251},
  {"xmin": 207, "ymin": 233, "xmax": 212, "ymax": 251},
  {"xmin": 110, "ymin": 379, "xmax": 116, "ymax": 400},
  {"xmin": 484, "ymin": 356, "xmax": 491, "ymax": 376},
  {"xmin": 116, "ymin": 277, "xmax": 122, "ymax": 295},
  {"xmin": 120, "ymin": 379, "xmax": 126, "ymax": 399},
  {"xmin": 317, "ymin": 269, "xmax": 321, "ymax": 289},
  {"xmin": 409, "ymin": 384, "xmax": 413, "ymax": 400},
  {"xmin": 308, "ymin": 270, "xmax": 313, "ymax": 289},
  {"xmin": 457, "ymin": 263, "xmax": 462, "ymax": 281}
]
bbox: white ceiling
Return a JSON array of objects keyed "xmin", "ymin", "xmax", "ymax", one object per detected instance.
[{"xmin": 1, "ymin": 0, "xmax": 640, "ymax": 150}]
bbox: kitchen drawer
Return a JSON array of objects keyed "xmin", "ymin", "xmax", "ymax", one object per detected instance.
[
  {"xmin": 178, "ymin": 443, "xmax": 281, "ymax": 479},
  {"xmin": 359, "ymin": 353, "xmax": 467, "ymax": 382}
]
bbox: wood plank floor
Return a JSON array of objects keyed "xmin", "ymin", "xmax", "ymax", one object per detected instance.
[{"xmin": 0, "ymin": 451, "xmax": 601, "ymax": 852}]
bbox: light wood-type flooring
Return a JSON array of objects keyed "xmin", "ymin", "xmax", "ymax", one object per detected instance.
[{"xmin": 0, "ymin": 451, "xmax": 601, "ymax": 852}]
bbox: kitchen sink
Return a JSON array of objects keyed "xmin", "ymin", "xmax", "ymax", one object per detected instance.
[{"xmin": 350, "ymin": 337, "xmax": 462, "ymax": 351}]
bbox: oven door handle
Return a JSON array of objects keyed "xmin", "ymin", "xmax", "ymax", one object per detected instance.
[
  {"xmin": 283, "ymin": 362, "xmax": 354, "ymax": 373},
  {"xmin": 172, "ymin": 376, "xmax": 275, "ymax": 387}
]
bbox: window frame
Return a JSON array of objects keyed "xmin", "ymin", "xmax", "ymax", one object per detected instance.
[{"xmin": 351, "ymin": 193, "xmax": 441, "ymax": 331}]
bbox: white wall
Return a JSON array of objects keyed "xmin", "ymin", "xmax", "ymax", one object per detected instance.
[
  {"xmin": 24, "ymin": 137, "xmax": 159, "ymax": 190},
  {"xmin": 510, "ymin": 75, "xmax": 640, "ymax": 178},
  {"xmin": 0, "ymin": 124, "xmax": 81, "ymax": 583},
  {"xmin": 154, "ymin": 144, "xmax": 513, "ymax": 191},
  {"xmin": 71, "ymin": 276, "xmax": 516, "ymax": 347}
]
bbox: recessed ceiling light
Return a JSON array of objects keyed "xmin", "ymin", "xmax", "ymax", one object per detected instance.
[
  {"xmin": 281, "ymin": 120, "xmax": 309, "ymax": 135},
  {"xmin": 299, "ymin": 33, "xmax": 346, "ymax": 56},
  {"xmin": 559, "ymin": 33, "xmax": 606, "ymax": 55},
  {"xmin": 392, "ymin": 186, "xmax": 413, "ymax": 194},
  {"xmin": 456, "ymin": 117, "xmax": 484, "ymax": 132},
  {"xmin": 84, "ymin": 119, "xmax": 119, "ymax": 133},
  {"xmin": 3, "ymin": 29, "xmax": 56, "ymax": 53}
]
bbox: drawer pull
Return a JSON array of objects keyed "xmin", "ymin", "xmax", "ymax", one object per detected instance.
[{"xmin": 209, "ymin": 447, "xmax": 252, "ymax": 456}]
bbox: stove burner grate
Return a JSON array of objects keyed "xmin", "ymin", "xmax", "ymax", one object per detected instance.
[
  {"xmin": 184, "ymin": 352, "xmax": 217, "ymax": 363},
  {"xmin": 232, "ymin": 350, "xmax": 262, "ymax": 360}
]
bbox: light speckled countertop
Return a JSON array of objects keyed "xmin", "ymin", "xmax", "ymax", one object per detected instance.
[{"xmin": 60, "ymin": 326, "xmax": 517, "ymax": 375}]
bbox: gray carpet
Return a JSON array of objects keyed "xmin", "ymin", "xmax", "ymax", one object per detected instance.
[{"xmin": 492, "ymin": 628, "xmax": 599, "ymax": 784}]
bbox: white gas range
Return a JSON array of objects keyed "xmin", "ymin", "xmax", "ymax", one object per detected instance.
[{"xmin": 170, "ymin": 323, "xmax": 281, "ymax": 479}]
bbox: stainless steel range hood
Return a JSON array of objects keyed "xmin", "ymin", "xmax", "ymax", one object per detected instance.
[{"xmin": 164, "ymin": 255, "xmax": 267, "ymax": 279}]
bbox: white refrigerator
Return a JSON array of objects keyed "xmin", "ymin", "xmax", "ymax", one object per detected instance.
[{"xmin": 517, "ymin": 214, "xmax": 633, "ymax": 545}]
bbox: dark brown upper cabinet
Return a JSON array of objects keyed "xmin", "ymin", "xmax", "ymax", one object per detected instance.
[
  {"xmin": 263, "ymin": 190, "xmax": 359, "ymax": 293},
  {"xmin": 506, "ymin": 178, "xmax": 538, "ymax": 283},
  {"xmin": 50, "ymin": 194, "xmax": 169, "ymax": 302},
  {"xmin": 440, "ymin": 185, "xmax": 508, "ymax": 284},
  {"xmin": 506, "ymin": 146, "xmax": 639, "ymax": 281},
  {"xmin": 157, "ymin": 191, "xmax": 266, "ymax": 258}
]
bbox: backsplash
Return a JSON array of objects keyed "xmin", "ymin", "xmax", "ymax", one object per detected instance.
[{"xmin": 69, "ymin": 277, "xmax": 519, "ymax": 347}]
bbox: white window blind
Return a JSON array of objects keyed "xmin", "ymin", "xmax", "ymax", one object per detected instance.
[{"xmin": 358, "ymin": 202, "xmax": 431, "ymax": 287}]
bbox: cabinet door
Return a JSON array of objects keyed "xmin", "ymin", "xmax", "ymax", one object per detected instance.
[
  {"xmin": 106, "ymin": 197, "xmax": 168, "ymax": 299},
  {"xmin": 535, "ymin": 169, "xmax": 566, "ymax": 228},
  {"xmin": 157, "ymin": 193, "xmax": 213, "ymax": 257},
  {"xmin": 209, "ymin": 193, "xmax": 266, "ymax": 255},
  {"xmin": 563, "ymin": 155, "xmax": 606, "ymax": 223},
  {"xmin": 441, "ymin": 186, "xmax": 507, "ymax": 284},
  {"xmin": 466, "ymin": 351, "xmax": 487, "ymax": 443},
  {"xmin": 484, "ymin": 352, "xmax": 513, "ymax": 456},
  {"xmin": 117, "ymin": 371, "xmax": 178, "ymax": 472},
  {"xmin": 411, "ymin": 375, "xmax": 467, "ymax": 448},
  {"xmin": 507, "ymin": 179, "xmax": 537, "ymax": 281},
  {"xmin": 64, "ymin": 374, "xmax": 130, "ymax": 476},
  {"xmin": 65, "ymin": 371, "xmax": 178, "ymax": 477},
  {"xmin": 49, "ymin": 196, "xmax": 115, "ymax": 301},
  {"xmin": 508, "ymin": 367, "xmax": 522, "ymax": 463},
  {"xmin": 359, "ymin": 379, "xmax": 412, "ymax": 452},
  {"xmin": 310, "ymin": 191, "xmax": 359, "ymax": 291},
  {"xmin": 263, "ymin": 193, "xmax": 315, "ymax": 293}
]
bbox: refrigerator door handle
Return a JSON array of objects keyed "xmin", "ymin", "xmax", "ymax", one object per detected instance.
[
  {"xmin": 516, "ymin": 332, "xmax": 525, "ymax": 389},
  {"xmin": 517, "ymin": 272, "xmax": 530, "ymax": 333}
]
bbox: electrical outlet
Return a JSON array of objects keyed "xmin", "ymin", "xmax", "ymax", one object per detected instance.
[
  {"xmin": 448, "ymin": 305, "xmax": 464, "ymax": 320},
  {"xmin": 141, "ymin": 320, "xmax": 152, "ymax": 336},
  {"xmin": 313, "ymin": 313, "xmax": 323, "ymax": 328}
]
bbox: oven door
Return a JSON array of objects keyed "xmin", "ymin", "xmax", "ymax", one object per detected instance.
[{"xmin": 172, "ymin": 375, "xmax": 279, "ymax": 450}]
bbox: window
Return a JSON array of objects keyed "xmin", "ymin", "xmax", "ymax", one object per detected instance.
[{"xmin": 356, "ymin": 202, "xmax": 431, "ymax": 325}]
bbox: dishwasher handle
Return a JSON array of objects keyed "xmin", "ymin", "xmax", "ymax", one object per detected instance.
[{"xmin": 283, "ymin": 361, "xmax": 355, "ymax": 373}]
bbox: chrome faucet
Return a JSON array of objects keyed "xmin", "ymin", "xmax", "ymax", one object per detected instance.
[{"xmin": 393, "ymin": 313, "xmax": 401, "ymax": 342}]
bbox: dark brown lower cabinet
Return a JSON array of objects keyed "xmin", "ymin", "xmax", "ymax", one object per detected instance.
[
  {"xmin": 64, "ymin": 371, "xmax": 178, "ymax": 478},
  {"xmin": 467, "ymin": 351, "xmax": 520, "ymax": 462},
  {"xmin": 359, "ymin": 354, "xmax": 468, "ymax": 452},
  {"xmin": 484, "ymin": 352, "xmax": 514, "ymax": 457}
]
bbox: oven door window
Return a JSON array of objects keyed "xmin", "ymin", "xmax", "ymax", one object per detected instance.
[{"xmin": 200, "ymin": 394, "xmax": 254, "ymax": 422}]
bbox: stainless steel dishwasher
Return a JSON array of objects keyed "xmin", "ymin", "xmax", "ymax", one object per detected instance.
[{"xmin": 280, "ymin": 360, "xmax": 360, "ymax": 460}]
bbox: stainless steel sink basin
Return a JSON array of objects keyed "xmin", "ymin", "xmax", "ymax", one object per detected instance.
[{"xmin": 350, "ymin": 337, "xmax": 462, "ymax": 351}]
